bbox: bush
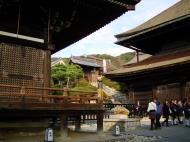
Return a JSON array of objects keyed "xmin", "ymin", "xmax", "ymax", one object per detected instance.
[
  {"xmin": 50, "ymin": 84, "xmax": 63, "ymax": 95},
  {"xmin": 72, "ymin": 80, "xmax": 97, "ymax": 92},
  {"xmin": 102, "ymin": 77, "xmax": 126, "ymax": 92}
]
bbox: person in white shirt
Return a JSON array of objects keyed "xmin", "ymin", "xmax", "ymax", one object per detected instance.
[{"xmin": 147, "ymin": 98, "xmax": 157, "ymax": 130}]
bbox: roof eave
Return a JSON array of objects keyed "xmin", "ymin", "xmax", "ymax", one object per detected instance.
[{"xmin": 115, "ymin": 15, "xmax": 190, "ymax": 52}]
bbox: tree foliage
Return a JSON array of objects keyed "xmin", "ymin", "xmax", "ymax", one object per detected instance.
[
  {"xmin": 118, "ymin": 52, "xmax": 135, "ymax": 63},
  {"xmin": 102, "ymin": 77, "xmax": 126, "ymax": 92},
  {"xmin": 51, "ymin": 64, "xmax": 83, "ymax": 86},
  {"xmin": 96, "ymin": 54, "xmax": 114, "ymax": 59}
]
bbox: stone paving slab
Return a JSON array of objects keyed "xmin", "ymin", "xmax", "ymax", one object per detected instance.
[{"xmin": 1, "ymin": 117, "xmax": 190, "ymax": 142}]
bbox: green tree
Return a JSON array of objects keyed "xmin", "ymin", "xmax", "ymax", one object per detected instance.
[
  {"xmin": 51, "ymin": 64, "xmax": 66, "ymax": 85},
  {"xmin": 51, "ymin": 64, "xmax": 83, "ymax": 87}
]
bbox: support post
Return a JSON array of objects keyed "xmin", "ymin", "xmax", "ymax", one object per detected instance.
[
  {"xmin": 98, "ymin": 75, "xmax": 103, "ymax": 104},
  {"xmin": 128, "ymin": 87, "xmax": 135, "ymax": 104},
  {"xmin": 136, "ymin": 50, "xmax": 139, "ymax": 63},
  {"xmin": 152, "ymin": 85, "xmax": 157, "ymax": 99},
  {"xmin": 97, "ymin": 111, "xmax": 104, "ymax": 135},
  {"xmin": 180, "ymin": 82, "xmax": 186, "ymax": 100},
  {"xmin": 75, "ymin": 116, "xmax": 81, "ymax": 131},
  {"xmin": 60, "ymin": 113, "xmax": 68, "ymax": 138},
  {"xmin": 63, "ymin": 87, "xmax": 69, "ymax": 96}
]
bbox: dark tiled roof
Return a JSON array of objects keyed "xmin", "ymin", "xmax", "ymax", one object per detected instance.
[
  {"xmin": 106, "ymin": 49, "xmax": 190, "ymax": 75},
  {"xmin": 70, "ymin": 57, "xmax": 101, "ymax": 68},
  {"xmin": 116, "ymin": 0, "xmax": 190, "ymax": 38}
]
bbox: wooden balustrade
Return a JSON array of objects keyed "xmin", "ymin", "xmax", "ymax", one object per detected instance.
[{"xmin": 0, "ymin": 84, "xmax": 102, "ymax": 110}]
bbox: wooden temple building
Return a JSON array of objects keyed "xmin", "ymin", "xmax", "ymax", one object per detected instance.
[
  {"xmin": 70, "ymin": 56, "xmax": 102, "ymax": 84},
  {"xmin": 0, "ymin": 0, "xmax": 140, "ymax": 136},
  {"xmin": 106, "ymin": 0, "xmax": 190, "ymax": 105}
]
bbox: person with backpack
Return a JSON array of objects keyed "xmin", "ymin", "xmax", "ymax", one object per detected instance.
[
  {"xmin": 183, "ymin": 101, "xmax": 190, "ymax": 127},
  {"xmin": 156, "ymin": 101, "xmax": 162, "ymax": 128}
]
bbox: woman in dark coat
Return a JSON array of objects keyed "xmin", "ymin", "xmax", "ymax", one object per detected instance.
[
  {"xmin": 170, "ymin": 100, "xmax": 177, "ymax": 125},
  {"xmin": 183, "ymin": 102, "xmax": 190, "ymax": 127},
  {"xmin": 162, "ymin": 100, "xmax": 170, "ymax": 127}
]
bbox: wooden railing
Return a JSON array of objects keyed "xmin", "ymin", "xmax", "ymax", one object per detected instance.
[{"xmin": 0, "ymin": 84, "xmax": 102, "ymax": 110}]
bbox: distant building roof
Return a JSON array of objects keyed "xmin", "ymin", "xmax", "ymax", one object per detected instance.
[
  {"xmin": 70, "ymin": 57, "xmax": 101, "ymax": 68},
  {"xmin": 86, "ymin": 55, "xmax": 103, "ymax": 61},
  {"xmin": 106, "ymin": 49, "xmax": 190, "ymax": 76},
  {"xmin": 124, "ymin": 52, "xmax": 151, "ymax": 66},
  {"xmin": 51, "ymin": 58, "xmax": 65, "ymax": 67}
]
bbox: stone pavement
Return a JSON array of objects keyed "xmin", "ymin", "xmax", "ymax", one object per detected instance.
[
  {"xmin": 1, "ymin": 117, "xmax": 189, "ymax": 142},
  {"xmin": 126, "ymin": 117, "xmax": 190, "ymax": 142},
  {"xmin": 69, "ymin": 117, "xmax": 190, "ymax": 142}
]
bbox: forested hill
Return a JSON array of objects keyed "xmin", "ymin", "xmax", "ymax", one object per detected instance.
[{"xmin": 96, "ymin": 52, "xmax": 135, "ymax": 67}]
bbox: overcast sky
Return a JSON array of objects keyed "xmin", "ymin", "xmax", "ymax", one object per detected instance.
[{"xmin": 52, "ymin": 0, "xmax": 180, "ymax": 58}]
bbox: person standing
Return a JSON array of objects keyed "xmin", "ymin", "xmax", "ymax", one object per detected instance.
[
  {"xmin": 170, "ymin": 100, "xmax": 177, "ymax": 125},
  {"xmin": 183, "ymin": 101, "xmax": 190, "ymax": 127},
  {"xmin": 156, "ymin": 101, "xmax": 162, "ymax": 128},
  {"xmin": 147, "ymin": 98, "xmax": 157, "ymax": 130},
  {"xmin": 173, "ymin": 100, "xmax": 183, "ymax": 124},
  {"xmin": 162, "ymin": 100, "xmax": 170, "ymax": 127},
  {"xmin": 177, "ymin": 100, "xmax": 184, "ymax": 124}
]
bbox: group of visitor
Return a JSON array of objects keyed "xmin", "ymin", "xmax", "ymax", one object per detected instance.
[{"xmin": 147, "ymin": 98, "xmax": 190, "ymax": 130}]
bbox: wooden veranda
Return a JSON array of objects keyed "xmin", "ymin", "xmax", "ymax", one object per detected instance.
[{"xmin": 0, "ymin": 84, "xmax": 104, "ymax": 136}]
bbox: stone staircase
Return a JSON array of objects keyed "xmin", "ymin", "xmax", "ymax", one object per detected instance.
[
  {"xmin": 90, "ymin": 82, "xmax": 128, "ymax": 103},
  {"xmin": 102, "ymin": 84, "xmax": 128, "ymax": 103}
]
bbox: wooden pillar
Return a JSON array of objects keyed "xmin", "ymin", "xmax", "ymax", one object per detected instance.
[
  {"xmin": 180, "ymin": 82, "xmax": 186, "ymax": 101},
  {"xmin": 136, "ymin": 51, "xmax": 139, "ymax": 63},
  {"xmin": 128, "ymin": 88, "xmax": 135, "ymax": 104},
  {"xmin": 75, "ymin": 116, "xmax": 81, "ymax": 131},
  {"xmin": 43, "ymin": 51, "xmax": 51, "ymax": 98},
  {"xmin": 152, "ymin": 85, "xmax": 157, "ymax": 99},
  {"xmin": 97, "ymin": 111, "xmax": 104, "ymax": 134},
  {"xmin": 60, "ymin": 113, "xmax": 68, "ymax": 138},
  {"xmin": 63, "ymin": 87, "xmax": 69, "ymax": 96}
]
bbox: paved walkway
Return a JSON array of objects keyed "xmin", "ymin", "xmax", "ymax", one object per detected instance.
[
  {"xmin": 127, "ymin": 117, "xmax": 190, "ymax": 142},
  {"xmin": 1, "ymin": 117, "xmax": 190, "ymax": 142},
  {"xmin": 71, "ymin": 117, "xmax": 190, "ymax": 142}
]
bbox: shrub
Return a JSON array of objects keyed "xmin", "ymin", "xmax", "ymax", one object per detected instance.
[
  {"xmin": 72, "ymin": 80, "xmax": 97, "ymax": 92},
  {"xmin": 50, "ymin": 84, "xmax": 63, "ymax": 95},
  {"xmin": 102, "ymin": 77, "xmax": 126, "ymax": 92}
]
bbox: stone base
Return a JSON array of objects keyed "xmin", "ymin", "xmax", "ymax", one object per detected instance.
[
  {"xmin": 103, "ymin": 118, "xmax": 141, "ymax": 132},
  {"xmin": 109, "ymin": 114, "xmax": 128, "ymax": 119}
]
